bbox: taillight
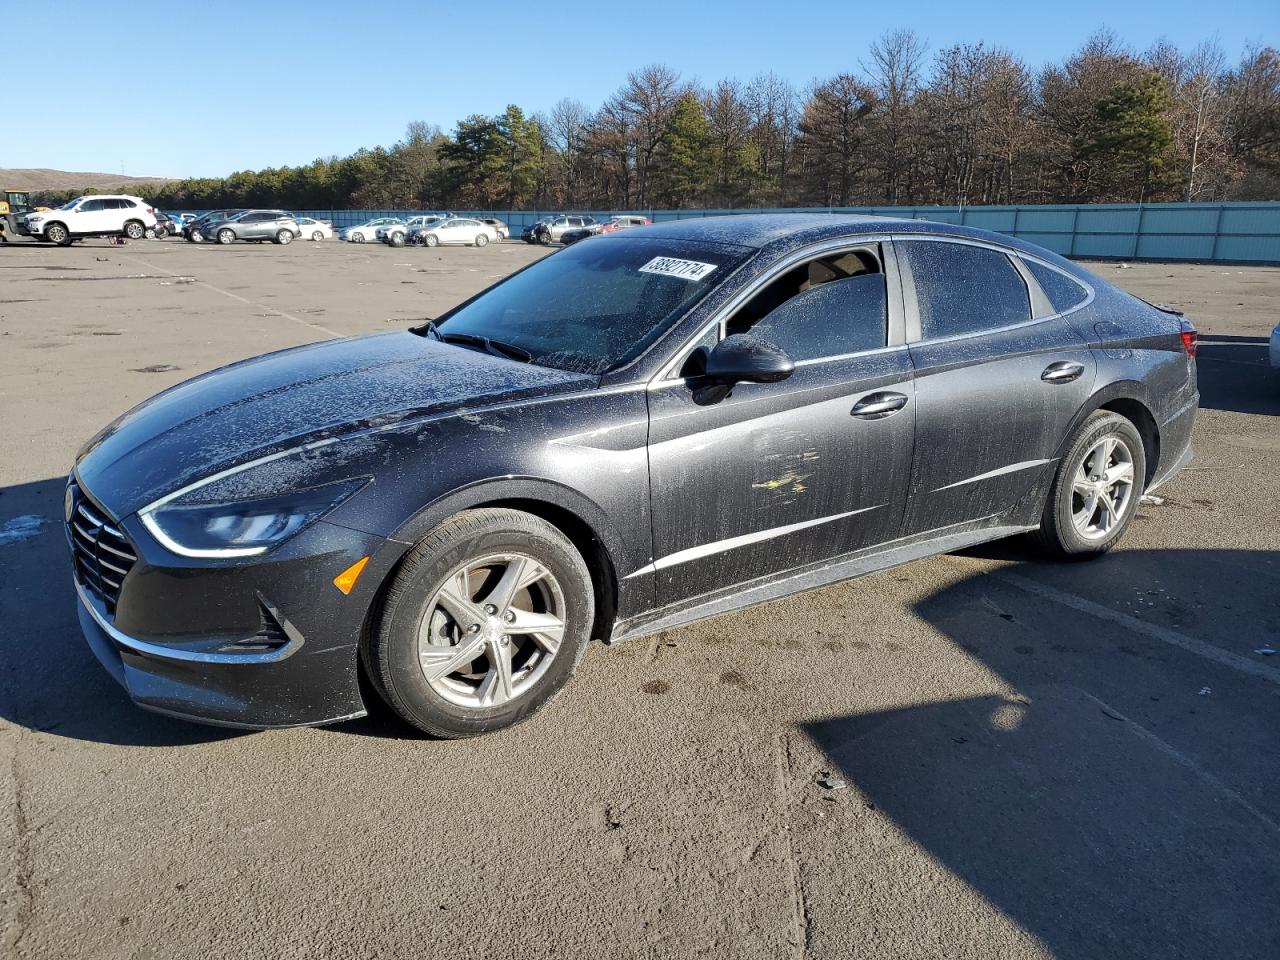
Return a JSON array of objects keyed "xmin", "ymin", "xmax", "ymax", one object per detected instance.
[{"xmin": 1179, "ymin": 319, "xmax": 1198, "ymax": 357}]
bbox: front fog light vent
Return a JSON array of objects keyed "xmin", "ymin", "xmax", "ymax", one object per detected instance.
[{"xmin": 219, "ymin": 596, "xmax": 301, "ymax": 654}]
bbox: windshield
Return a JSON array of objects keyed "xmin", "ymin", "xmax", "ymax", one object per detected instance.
[
  {"xmin": 59, "ymin": 197, "xmax": 85, "ymax": 210},
  {"xmin": 436, "ymin": 237, "xmax": 752, "ymax": 375}
]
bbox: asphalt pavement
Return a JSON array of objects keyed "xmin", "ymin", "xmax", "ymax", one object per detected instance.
[{"xmin": 1, "ymin": 237, "xmax": 1277, "ymax": 959}]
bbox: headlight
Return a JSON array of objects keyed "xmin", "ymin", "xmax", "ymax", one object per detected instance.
[{"xmin": 140, "ymin": 479, "xmax": 367, "ymax": 558}]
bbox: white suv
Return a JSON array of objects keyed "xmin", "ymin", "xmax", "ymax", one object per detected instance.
[{"xmin": 25, "ymin": 195, "xmax": 158, "ymax": 245}]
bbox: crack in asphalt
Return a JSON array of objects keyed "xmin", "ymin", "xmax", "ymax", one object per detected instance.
[{"xmin": 6, "ymin": 727, "xmax": 33, "ymax": 958}]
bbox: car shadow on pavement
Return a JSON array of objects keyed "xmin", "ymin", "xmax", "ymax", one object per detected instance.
[
  {"xmin": 1195, "ymin": 335, "xmax": 1278, "ymax": 415},
  {"xmin": 0, "ymin": 477, "xmax": 239, "ymax": 747},
  {"xmin": 803, "ymin": 547, "xmax": 1280, "ymax": 960}
]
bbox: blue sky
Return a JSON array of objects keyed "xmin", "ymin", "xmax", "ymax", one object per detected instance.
[{"xmin": 11, "ymin": 0, "xmax": 1278, "ymax": 179}]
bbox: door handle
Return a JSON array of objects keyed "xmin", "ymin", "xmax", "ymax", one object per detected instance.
[
  {"xmin": 1041, "ymin": 361, "xmax": 1085, "ymax": 384},
  {"xmin": 851, "ymin": 392, "xmax": 909, "ymax": 419}
]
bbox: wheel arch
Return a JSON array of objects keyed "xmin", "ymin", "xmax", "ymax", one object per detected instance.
[
  {"xmin": 380, "ymin": 477, "xmax": 624, "ymax": 644},
  {"xmin": 1058, "ymin": 381, "xmax": 1161, "ymax": 486}
]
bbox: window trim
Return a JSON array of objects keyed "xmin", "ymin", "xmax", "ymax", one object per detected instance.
[
  {"xmin": 894, "ymin": 234, "xmax": 1096, "ymax": 345},
  {"xmin": 1019, "ymin": 253, "xmax": 1094, "ymax": 318},
  {"xmin": 651, "ymin": 235, "xmax": 903, "ymax": 384}
]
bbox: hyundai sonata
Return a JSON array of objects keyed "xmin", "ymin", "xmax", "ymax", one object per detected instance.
[{"xmin": 67, "ymin": 215, "xmax": 1198, "ymax": 737}]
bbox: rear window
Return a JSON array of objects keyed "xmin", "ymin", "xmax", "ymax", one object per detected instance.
[
  {"xmin": 900, "ymin": 240, "xmax": 1031, "ymax": 339},
  {"xmin": 1024, "ymin": 259, "xmax": 1089, "ymax": 314},
  {"xmin": 437, "ymin": 237, "xmax": 752, "ymax": 374}
]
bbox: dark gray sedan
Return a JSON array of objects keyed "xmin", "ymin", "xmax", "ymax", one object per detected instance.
[{"xmin": 67, "ymin": 215, "xmax": 1197, "ymax": 738}]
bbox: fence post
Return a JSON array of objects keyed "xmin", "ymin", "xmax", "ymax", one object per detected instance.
[
  {"xmin": 1210, "ymin": 204, "xmax": 1225, "ymax": 260},
  {"xmin": 1069, "ymin": 207, "xmax": 1079, "ymax": 257},
  {"xmin": 1132, "ymin": 203, "xmax": 1145, "ymax": 259}
]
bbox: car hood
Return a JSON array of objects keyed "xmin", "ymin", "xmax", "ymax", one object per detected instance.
[{"xmin": 75, "ymin": 331, "xmax": 596, "ymax": 517}]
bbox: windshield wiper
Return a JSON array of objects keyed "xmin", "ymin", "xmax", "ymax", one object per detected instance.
[
  {"xmin": 439, "ymin": 331, "xmax": 532, "ymax": 363},
  {"xmin": 410, "ymin": 319, "xmax": 442, "ymax": 340}
]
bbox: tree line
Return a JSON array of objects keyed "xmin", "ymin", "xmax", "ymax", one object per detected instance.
[{"xmin": 37, "ymin": 30, "xmax": 1280, "ymax": 212}]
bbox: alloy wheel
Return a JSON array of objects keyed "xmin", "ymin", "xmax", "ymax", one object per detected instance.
[
  {"xmin": 1071, "ymin": 436, "xmax": 1135, "ymax": 540},
  {"xmin": 417, "ymin": 553, "xmax": 566, "ymax": 709}
]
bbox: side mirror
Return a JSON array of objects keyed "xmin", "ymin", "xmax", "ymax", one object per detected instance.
[{"xmin": 704, "ymin": 334, "xmax": 795, "ymax": 385}]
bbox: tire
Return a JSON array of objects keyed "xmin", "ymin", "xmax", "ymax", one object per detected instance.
[
  {"xmin": 311, "ymin": 230, "xmax": 324, "ymax": 242},
  {"xmin": 388, "ymin": 231, "xmax": 405, "ymax": 248},
  {"xmin": 540, "ymin": 231, "xmax": 554, "ymax": 246},
  {"xmin": 424, "ymin": 234, "xmax": 438, "ymax": 247},
  {"xmin": 366, "ymin": 508, "xmax": 595, "ymax": 739},
  {"xmin": 217, "ymin": 228, "xmax": 235, "ymax": 245},
  {"xmin": 124, "ymin": 220, "xmax": 146, "ymax": 240},
  {"xmin": 1033, "ymin": 410, "xmax": 1146, "ymax": 558},
  {"xmin": 45, "ymin": 223, "xmax": 71, "ymax": 246},
  {"xmin": 474, "ymin": 232, "xmax": 488, "ymax": 247},
  {"xmin": 352, "ymin": 232, "xmax": 366, "ymax": 243},
  {"xmin": 275, "ymin": 229, "xmax": 293, "ymax": 245}
]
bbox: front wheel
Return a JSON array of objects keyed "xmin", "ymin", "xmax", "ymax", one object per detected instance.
[
  {"xmin": 388, "ymin": 231, "xmax": 405, "ymax": 248},
  {"xmin": 423, "ymin": 234, "xmax": 438, "ymax": 247},
  {"xmin": 311, "ymin": 230, "xmax": 324, "ymax": 242},
  {"xmin": 275, "ymin": 229, "xmax": 293, "ymax": 245},
  {"xmin": 45, "ymin": 223, "xmax": 71, "ymax": 246},
  {"xmin": 1033, "ymin": 410, "xmax": 1146, "ymax": 558},
  {"xmin": 217, "ymin": 228, "xmax": 235, "ymax": 245},
  {"xmin": 366, "ymin": 508, "xmax": 594, "ymax": 739}
]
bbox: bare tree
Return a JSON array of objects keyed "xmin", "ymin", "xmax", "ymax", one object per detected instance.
[
  {"xmin": 745, "ymin": 72, "xmax": 800, "ymax": 203},
  {"xmin": 796, "ymin": 74, "xmax": 878, "ymax": 205},
  {"xmin": 863, "ymin": 29, "xmax": 927, "ymax": 203},
  {"xmin": 614, "ymin": 65, "xmax": 687, "ymax": 207}
]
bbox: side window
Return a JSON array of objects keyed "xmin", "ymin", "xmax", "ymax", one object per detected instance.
[
  {"xmin": 79, "ymin": 199, "xmax": 105, "ymax": 212},
  {"xmin": 117, "ymin": 198, "xmax": 136, "ymax": 208},
  {"xmin": 1023, "ymin": 259, "xmax": 1089, "ymax": 314},
  {"xmin": 723, "ymin": 249, "xmax": 887, "ymax": 363},
  {"xmin": 901, "ymin": 240, "xmax": 1031, "ymax": 339}
]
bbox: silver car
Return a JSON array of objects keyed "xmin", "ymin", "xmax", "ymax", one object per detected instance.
[
  {"xmin": 207, "ymin": 210, "xmax": 301, "ymax": 245},
  {"xmin": 536, "ymin": 215, "xmax": 597, "ymax": 245}
]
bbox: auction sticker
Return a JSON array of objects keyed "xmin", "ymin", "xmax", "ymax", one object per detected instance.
[{"xmin": 639, "ymin": 256, "xmax": 718, "ymax": 281}]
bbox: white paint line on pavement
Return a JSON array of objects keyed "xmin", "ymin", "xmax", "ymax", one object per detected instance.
[
  {"xmin": 1077, "ymin": 689, "xmax": 1280, "ymax": 838},
  {"xmin": 122, "ymin": 253, "xmax": 342, "ymax": 338},
  {"xmin": 993, "ymin": 572, "xmax": 1280, "ymax": 685}
]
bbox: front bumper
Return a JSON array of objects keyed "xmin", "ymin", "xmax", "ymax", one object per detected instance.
[{"xmin": 72, "ymin": 511, "xmax": 406, "ymax": 729}]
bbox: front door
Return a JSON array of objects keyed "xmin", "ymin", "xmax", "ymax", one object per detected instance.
[
  {"xmin": 896, "ymin": 237, "xmax": 1097, "ymax": 534},
  {"xmin": 647, "ymin": 244, "xmax": 916, "ymax": 608}
]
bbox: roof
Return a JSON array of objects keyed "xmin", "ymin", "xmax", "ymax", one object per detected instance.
[
  {"xmin": 631, "ymin": 212, "xmax": 1012, "ymax": 250},
  {"xmin": 624, "ymin": 212, "xmax": 1088, "ymax": 276}
]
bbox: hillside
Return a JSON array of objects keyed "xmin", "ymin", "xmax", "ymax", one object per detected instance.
[{"xmin": 1, "ymin": 167, "xmax": 176, "ymax": 191}]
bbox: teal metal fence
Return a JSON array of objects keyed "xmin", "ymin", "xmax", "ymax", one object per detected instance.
[{"xmin": 190, "ymin": 202, "xmax": 1280, "ymax": 262}]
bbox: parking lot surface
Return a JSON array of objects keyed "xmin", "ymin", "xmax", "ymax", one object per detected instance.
[{"xmin": 1, "ymin": 237, "xmax": 1277, "ymax": 959}]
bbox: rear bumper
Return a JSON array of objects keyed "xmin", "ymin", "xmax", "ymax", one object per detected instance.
[{"xmin": 1149, "ymin": 391, "xmax": 1198, "ymax": 492}]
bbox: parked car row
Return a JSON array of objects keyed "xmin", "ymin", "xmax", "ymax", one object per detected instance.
[{"xmin": 19, "ymin": 194, "xmax": 644, "ymax": 250}]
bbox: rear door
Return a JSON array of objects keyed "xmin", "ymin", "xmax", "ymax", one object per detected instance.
[
  {"xmin": 896, "ymin": 237, "xmax": 1096, "ymax": 534},
  {"xmin": 647, "ymin": 242, "xmax": 916, "ymax": 607}
]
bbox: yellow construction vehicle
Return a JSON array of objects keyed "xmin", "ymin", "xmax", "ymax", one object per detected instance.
[{"xmin": 0, "ymin": 190, "xmax": 48, "ymax": 240}]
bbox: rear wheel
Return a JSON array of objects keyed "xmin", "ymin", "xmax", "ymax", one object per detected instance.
[
  {"xmin": 474, "ymin": 232, "xmax": 489, "ymax": 247},
  {"xmin": 388, "ymin": 231, "xmax": 405, "ymax": 248},
  {"xmin": 366, "ymin": 508, "xmax": 594, "ymax": 739},
  {"xmin": 352, "ymin": 232, "xmax": 366, "ymax": 243},
  {"xmin": 45, "ymin": 223, "xmax": 71, "ymax": 246},
  {"xmin": 275, "ymin": 229, "xmax": 293, "ymax": 245},
  {"xmin": 123, "ymin": 220, "xmax": 146, "ymax": 240},
  {"xmin": 217, "ymin": 228, "xmax": 235, "ymax": 245},
  {"xmin": 1033, "ymin": 410, "xmax": 1145, "ymax": 558},
  {"xmin": 311, "ymin": 230, "xmax": 324, "ymax": 242}
]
